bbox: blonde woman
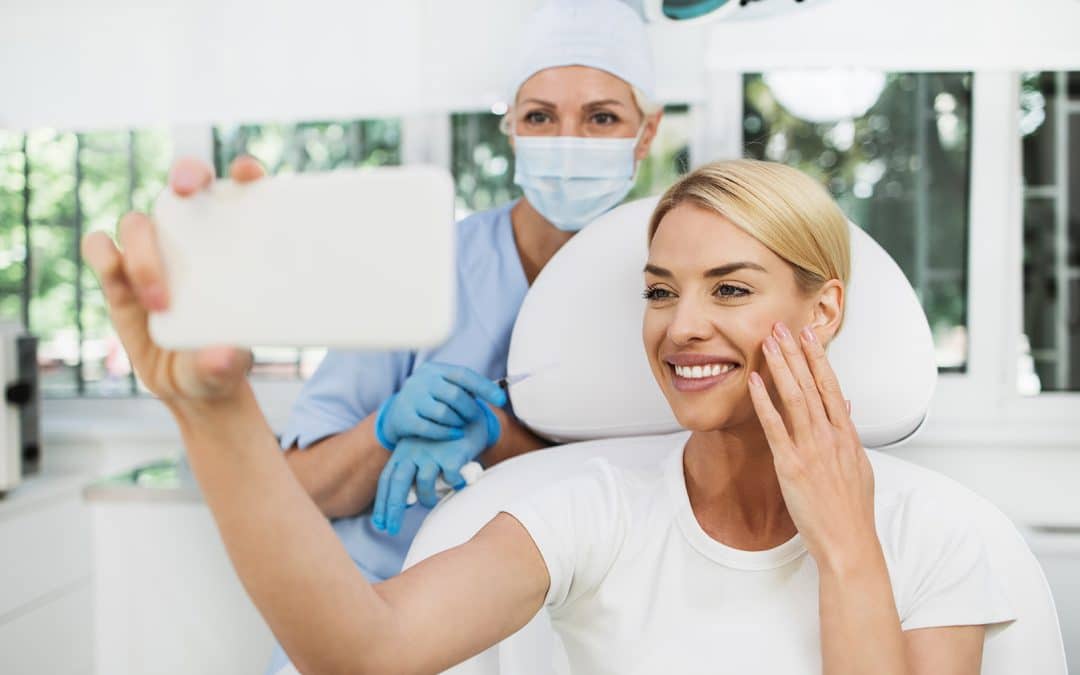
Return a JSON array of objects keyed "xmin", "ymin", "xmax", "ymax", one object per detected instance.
[{"xmin": 83, "ymin": 160, "xmax": 1011, "ymax": 674}]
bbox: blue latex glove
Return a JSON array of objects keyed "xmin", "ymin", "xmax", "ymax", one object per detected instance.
[
  {"xmin": 372, "ymin": 402, "xmax": 499, "ymax": 535},
  {"xmin": 374, "ymin": 362, "xmax": 507, "ymax": 450}
]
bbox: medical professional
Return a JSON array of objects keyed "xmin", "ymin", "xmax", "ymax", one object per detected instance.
[{"xmin": 265, "ymin": 0, "xmax": 663, "ymax": 671}]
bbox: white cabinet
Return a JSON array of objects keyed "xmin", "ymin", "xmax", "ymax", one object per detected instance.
[
  {"xmin": 0, "ymin": 474, "xmax": 93, "ymax": 675},
  {"xmin": 90, "ymin": 497, "xmax": 274, "ymax": 675}
]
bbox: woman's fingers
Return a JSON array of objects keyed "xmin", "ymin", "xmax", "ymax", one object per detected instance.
[
  {"xmin": 748, "ymin": 371, "xmax": 795, "ymax": 458},
  {"xmin": 229, "ymin": 155, "xmax": 266, "ymax": 183},
  {"xmin": 430, "ymin": 380, "xmax": 481, "ymax": 423},
  {"xmin": 384, "ymin": 460, "xmax": 418, "ymax": 536},
  {"xmin": 419, "ymin": 392, "xmax": 470, "ymax": 427},
  {"xmin": 168, "ymin": 157, "xmax": 213, "ymax": 197},
  {"xmin": 117, "ymin": 212, "xmax": 168, "ymax": 312},
  {"xmin": 760, "ymin": 334, "xmax": 814, "ymax": 447},
  {"xmin": 82, "ymin": 230, "xmax": 158, "ymax": 372},
  {"xmin": 799, "ymin": 327, "xmax": 851, "ymax": 428},
  {"xmin": 406, "ymin": 413, "xmax": 465, "ymax": 442},
  {"xmin": 372, "ymin": 459, "xmax": 394, "ymax": 531},
  {"xmin": 436, "ymin": 364, "xmax": 507, "ymax": 408},
  {"xmin": 773, "ymin": 322, "xmax": 830, "ymax": 430},
  {"xmin": 173, "ymin": 347, "xmax": 252, "ymax": 400},
  {"xmin": 414, "ymin": 459, "xmax": 440, "ymax": 509}
]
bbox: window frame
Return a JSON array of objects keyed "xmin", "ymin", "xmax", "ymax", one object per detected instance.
[{"xmin": 40, "ymin": 77, "xmax": 1080, "ymax": 447}]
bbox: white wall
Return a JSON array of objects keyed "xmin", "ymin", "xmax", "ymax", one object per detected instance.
[{"xmin": 6, "ymin": 0, "xmax": 1080, "ymax": 133}]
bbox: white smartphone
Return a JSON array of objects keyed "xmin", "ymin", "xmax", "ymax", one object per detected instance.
[{"xmin": 148, "ymin": 166, "xmax": 456, "ymax": 350}]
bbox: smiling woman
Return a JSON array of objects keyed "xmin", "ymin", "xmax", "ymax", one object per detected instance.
[{"xmin": 83, "ymin": 157, "xmax": 1017, "ymax": 675}]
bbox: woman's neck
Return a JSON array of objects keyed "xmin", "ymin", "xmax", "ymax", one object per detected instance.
[
  {"xmin": 510, "ymin": 198, "xmax": 575, "ymax": 286},
  {"xmin": 683, "ymin": 424, "xmax": 797, "ymax": 551}
]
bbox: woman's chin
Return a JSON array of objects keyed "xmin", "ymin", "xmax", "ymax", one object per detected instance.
[{"xmin": 670, "ymin": 403, "xmax": 740, "ymax": 433}]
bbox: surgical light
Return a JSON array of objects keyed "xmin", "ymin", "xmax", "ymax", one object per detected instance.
[{"xmin": 624, "ymin": 0, "xmax": 830, "ymax": 24}]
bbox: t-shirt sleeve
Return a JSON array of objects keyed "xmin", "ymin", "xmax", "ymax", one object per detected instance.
[
  {"xmin": 888, "ymin": 491, "xmax": 1016, "ymax": 631},
  {"xmin": 278, "ymin": 349, "xmax": 413, "ymax": 450},
  {"xmin": 500, "ymin": 459, "xmax": 627, "ymax": 612}
]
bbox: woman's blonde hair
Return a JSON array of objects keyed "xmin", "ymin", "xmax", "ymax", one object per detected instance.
[{"xmin": 648, "ymin": 159, "xmax": 851, "ymax": 298}]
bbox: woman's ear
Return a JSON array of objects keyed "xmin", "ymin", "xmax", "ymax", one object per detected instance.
[
  {"xmin": 635, "ymin": 110, "xmax": 664, "ymax": 162},
  {"xmin": 808, "ymin": 280, "xmax": 844, "ymax": 346}
]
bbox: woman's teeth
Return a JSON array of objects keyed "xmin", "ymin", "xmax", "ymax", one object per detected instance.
[{"xmin": 674, "ymin": 363, "xmax": 737, "ymax": 379}]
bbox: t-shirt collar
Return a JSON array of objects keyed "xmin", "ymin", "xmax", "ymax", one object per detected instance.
[{"xmin": 664, "ymin": 437, "xmax": 809, "ymax": 571}]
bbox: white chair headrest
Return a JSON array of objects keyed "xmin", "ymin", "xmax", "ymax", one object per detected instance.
[{"xmin": 507, "ymin": 197, "xmax": 937, "ymax": 449}]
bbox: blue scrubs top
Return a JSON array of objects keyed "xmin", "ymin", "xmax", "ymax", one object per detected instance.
[{"xmin": 266, "ymin": 202, "xmax": 528, "ymax": 674}]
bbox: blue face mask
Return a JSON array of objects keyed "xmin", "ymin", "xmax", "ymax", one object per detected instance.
[{"xmin": 512, "ymin": 130, "xmax": 643, "ymax": 232}]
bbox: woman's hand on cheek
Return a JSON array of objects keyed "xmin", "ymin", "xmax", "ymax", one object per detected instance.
[{"xmin": 747, "ymin": 321, "xmax": 879, "ymax": 576}]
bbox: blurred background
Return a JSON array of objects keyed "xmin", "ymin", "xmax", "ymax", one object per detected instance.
[{"xmin": 0, "ymin": 0, "xmax": 1077, "ymax": 673}]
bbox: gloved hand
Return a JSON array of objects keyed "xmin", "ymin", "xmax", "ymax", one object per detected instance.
[
  {"xmin": 372, "ymin": 402, "xmax": 500, "ymax": 535},
  {"xmin": 374, "ymin": 362, "xmax": 507, "ymax": 450}
]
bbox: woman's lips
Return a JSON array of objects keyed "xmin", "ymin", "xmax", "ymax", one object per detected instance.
[{"xmin": 670, "ymin": 363, "xmax": 741, "ymax": 392}]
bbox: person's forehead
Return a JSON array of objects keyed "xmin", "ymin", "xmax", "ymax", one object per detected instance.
[
  {"xmin": 516, "ymin": 65, "xmax": 634, "ymax": 103},
  {"xmin": 648, "ymin": 205, "xmax": 775, "ymax": 271}
]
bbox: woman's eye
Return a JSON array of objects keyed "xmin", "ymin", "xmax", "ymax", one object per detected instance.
[
  {"xmin": 714, "ymin": 284, "xmax": 750, "ymax": 299},
  {"xmin": 591, "ymin": 112, "xmax": 618, "ymax": 125},
  {"xmin": 524, "ymin": 111, "xmax": 551, "ymax": 125},
  {"xmin": 643, "ymin": 287, "xmax": 674, "ymax": 301}
]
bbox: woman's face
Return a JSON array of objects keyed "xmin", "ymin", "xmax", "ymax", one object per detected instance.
[
  {"xmin": 512, "ymin": 65, "xmax": 659, "ymax": 161},
  {"xmin": 642, "ymin": 203, "xmax": 842, "ymax": 433}
]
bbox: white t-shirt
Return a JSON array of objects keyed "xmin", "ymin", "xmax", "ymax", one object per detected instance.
[{"xmin": 503, "ymin": 434, "xmax": 1014, "ymax": 675}]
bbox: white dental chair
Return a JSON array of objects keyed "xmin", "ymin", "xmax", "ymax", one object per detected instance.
[{"xmin": 404, "ymin": 198, "xmax": 1068, "ymax": 675}]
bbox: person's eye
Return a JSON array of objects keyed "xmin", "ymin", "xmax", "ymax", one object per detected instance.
[
  {"xmin": 643, "ymin": 286, "xmax": 675, "ymax": 302},
  {"xmin": 591, "ymin": 111, "xmax": 619, "ymax": 126},
  {"xmin": 713, "ymin": 283, "xmax": 751, "ymax": 300},
  {"xmin": 524, "ymin": 110, "xmax": 551, "ymax": 125}
]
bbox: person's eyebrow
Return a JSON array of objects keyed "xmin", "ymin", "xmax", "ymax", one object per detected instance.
[
  {"xmin": 583, "ymin": 99, "xmax": 629, "ymax": 109},
  {"xmin": 519, "ymin": 98, "xmax": 556, "ymax": 108},
  {"xmin": 644, "ymin": 262, "xmax": 767, "ymax": 278}
]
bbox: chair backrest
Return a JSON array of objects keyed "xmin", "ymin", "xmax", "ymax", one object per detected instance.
[
  {"xmin": 404, "ymin": 198, "xmax": 1067, "ymax": 674},
  {"xmin": 506, "ymin": 196, "xmax": 937, "ymax": 449}
]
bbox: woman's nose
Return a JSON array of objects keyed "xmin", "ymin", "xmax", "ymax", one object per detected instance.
[
  {"xmin": 666, "ymin": 297, "xmax": 714, "ymax": 345},
  {"xmin": 557, "ymin": 118, "xmax": 584, "ymax": 137}
]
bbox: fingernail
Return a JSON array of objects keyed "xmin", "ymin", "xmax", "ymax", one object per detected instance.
[
  {"xmin": 749, "ymin": 371, "xmax": 763, "ymax": 387},
  {"xmin": 774, "ymin": 322, "xmax": 791, "ymax": 341},
  {"xmin": 801, "ymin": 327, "xmax": 817, "ymax": 344},
  {"xmin": 763, "ymin": 336, "xmax": 780, "ymax": 354},
  {"xmin": 846, "ymin": 399, "xmax": 852, "ymax": 415}
]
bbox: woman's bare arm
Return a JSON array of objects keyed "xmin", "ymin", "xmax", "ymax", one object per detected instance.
[
  {"xmin": 905, "ymin": 626, "xmax": 985, "ymax": 675},
  {"xmin": 177, "ymin": 386, "xmax": 548, "ymax": 675},
  {"xmin": 82, "ymin": 155, "xmax": 550, "ymax": 675}
]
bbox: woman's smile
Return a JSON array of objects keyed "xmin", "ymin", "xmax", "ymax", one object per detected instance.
[{"xmin": 665, "ymin": 353, "xmax": 742, "ymax": 392}]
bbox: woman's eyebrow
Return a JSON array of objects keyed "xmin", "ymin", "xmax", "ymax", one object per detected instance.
[
  {"xmin": 643, "ymin": 262, "xmax": 767, "ymax": 278},
  {"xmin": 704, "ymin": 262, "xmax": 767, "ymax": 277},
  {"xmin": 583, "ymin": 99, "xmax": 628, "ymax": 110},
  {"xmin": 519, "ymin": 98, "xmax": 557, "ymax": 108}
]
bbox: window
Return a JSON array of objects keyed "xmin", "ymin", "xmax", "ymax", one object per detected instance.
[
  {"xmin": 0, "ymin": 120, "xmax": 403, "ymax": 398},
  {"xmin": 450, "ymin": 112, "xmax": 518, "ymax": 218},
  {"xmin": 451, "ymin": 104, "xmax": 692, "ymax": 219},
  {"xmin": 213, "ymin": 118, "xmax": 403, "ymax": 380},
  {"xmin": 743, "ymin": 73, "xmax": 973, "ymax": 372},
  {"xmin": 1020, "ymin": 71, "xmax": 1080, "ymax": 394},
  {"xmin": 0, "ymin": 129, "xmax": 172, "ymax": 397}
]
